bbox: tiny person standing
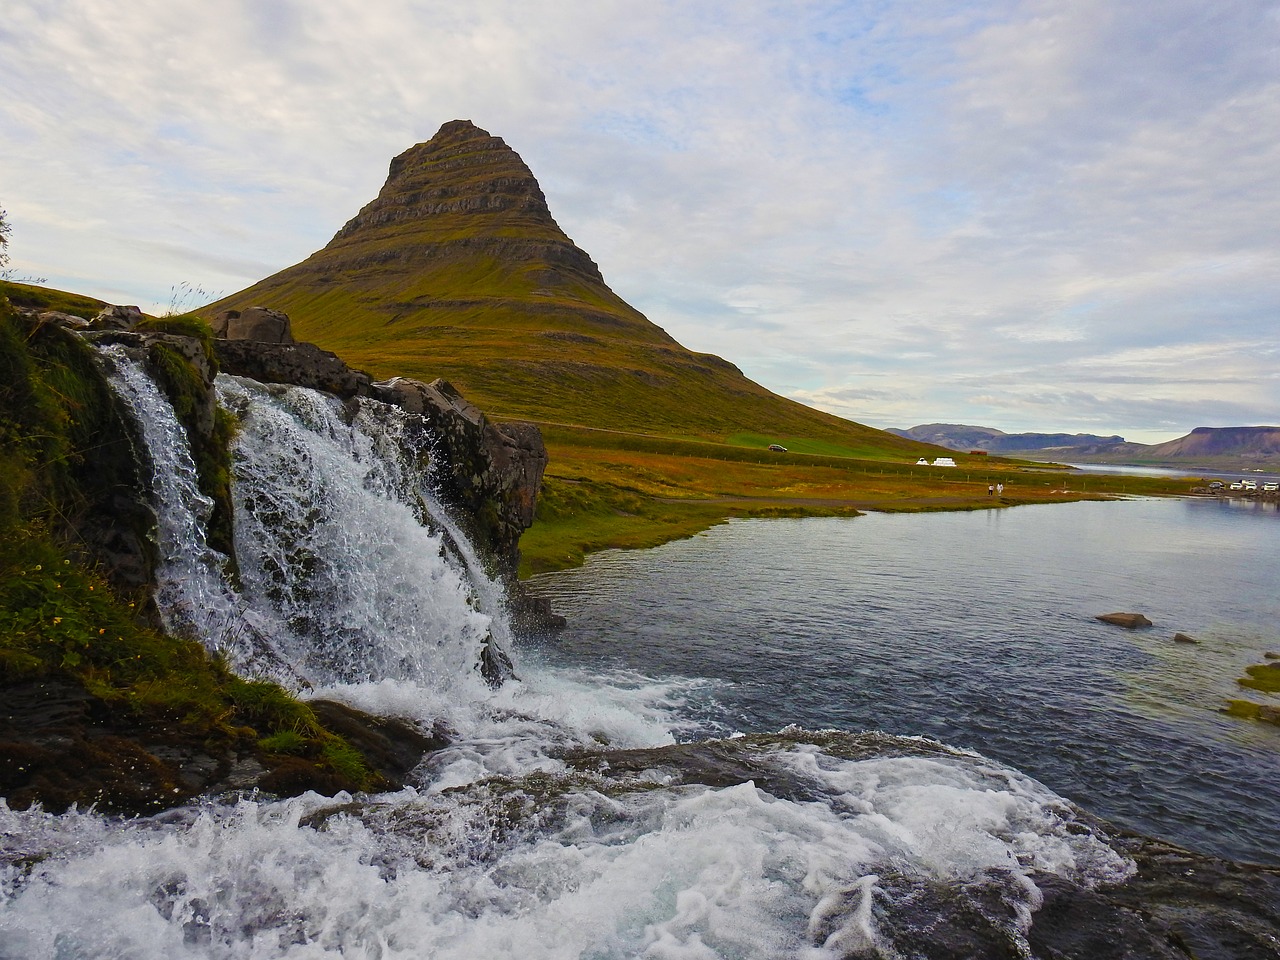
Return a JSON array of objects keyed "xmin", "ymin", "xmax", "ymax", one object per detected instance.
[
  {"xmin": 988, "ymin": 484, "xmax": 994, "ymax": 496},
  {"xmin": 997, "ymin": 482, "xmax": 1004, "ymax": 497}
]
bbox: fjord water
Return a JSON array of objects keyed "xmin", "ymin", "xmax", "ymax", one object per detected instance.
[
  {"xmin": 4, "ymin": 352, "xmax": 1278, "ymax": 957},
  {"xmin": 530, "ymin": 499, "xmax": 1280, "ymax": 866}
]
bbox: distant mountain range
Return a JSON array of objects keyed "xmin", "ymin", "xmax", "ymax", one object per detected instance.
[{"xmin": 889, "ymin": 423, "xmax": 1280, "ymax": 466}]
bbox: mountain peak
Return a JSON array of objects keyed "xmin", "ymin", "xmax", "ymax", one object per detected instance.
[
  {"xmin": 207, "ymin": 121, "xmax": 923, "ymax": 453},
  {"xmin": 337, "ymin": 119, "xmax": 563, "ymax": 248}
]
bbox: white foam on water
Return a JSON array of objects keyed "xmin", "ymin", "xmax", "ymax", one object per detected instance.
[
  {"xmin": 1, "ymin": 740, "xmax": 1133, "ymax": 959},
  {"xmin": 308, "ymin": 660, "xmax": 715, "ymax": 791}
]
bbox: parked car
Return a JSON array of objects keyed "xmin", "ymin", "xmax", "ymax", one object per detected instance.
[
  {"xmin": 1229, "ymin": 482, "xmax": 1244, "ymax": 490},
  {"xmin": 1242, "ymin": 480, "xmax": 1258, "ymax": 491},
  {"xmin": 1264, "ymin": 481, "xmax": 1279, "ymax": 492},
  {"xmin": 767, "ymin": 444, "xmax": 787, "ymax": 452}
]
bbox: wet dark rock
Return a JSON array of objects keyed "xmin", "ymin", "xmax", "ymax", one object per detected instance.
[
  {"xmin": 0, "ymin": 677, "xmax": 222, "ymax": 814},
  {"xmin": 1173, "ymin": 632, "xmax": 1199, "ymax": 644},
  {"xmin": 0, "ymin": 678, "xmax": 445, "ymax": 814},
  {"xmin": 1097, "ymin": 612, "xmax": 1153, "ymax": 628},
  {"xmin": 214, "ymin": 338, "xmax": 371, "ymax": 399},
  {"xmin": 1027, "ymin": 834, "xmax": 1280, "ymax": 960},
  {"xmin": 478, "ymin": 637, "xmax": 515, "ymax": 687},
  {"xmin": 835, "ymin": 871, "xmax": 1028, "ymax": 960},
  {"xmin": 307, "ymin": 699, "xmax": 449, "ymax": 785},
  {"xmin": 371, "ymin": 375, "xmax": 548, "ymax": 576}
]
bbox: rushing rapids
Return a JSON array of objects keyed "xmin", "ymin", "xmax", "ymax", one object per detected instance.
[{"xmin": 2, "ymin": 356, "xmax": 1275, "ymax": 958}]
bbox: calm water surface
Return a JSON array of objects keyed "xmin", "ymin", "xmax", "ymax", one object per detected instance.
[{"xmin": 528, "ymin": 497, "xmax": 1280, "ymax": 865}]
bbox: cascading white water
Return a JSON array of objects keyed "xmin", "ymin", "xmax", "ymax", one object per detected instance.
[
  {"xmin": 95, "ymin": 345, "xmax": 242, "ymax": 645},
  {"xmin": 216, "ymin": 376, "xmax": 500, "ymax": 690}
]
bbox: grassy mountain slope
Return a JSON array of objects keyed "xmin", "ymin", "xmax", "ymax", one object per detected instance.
[{"xmin": 207, "ymin": 120, "xmax": 928, "ymax": 459}]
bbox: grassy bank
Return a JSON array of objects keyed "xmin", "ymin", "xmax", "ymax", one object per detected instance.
[{"xmin": 516, "ymin": 422, "xmax": 1203, "ymax": 575}]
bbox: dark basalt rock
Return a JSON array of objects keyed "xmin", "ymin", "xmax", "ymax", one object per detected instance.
[
  {"xmin": 1028, "ymin": 834, "xmax": 1280, "ymax": 960},
  {"xmin": 0, "ymin": 679, "xmax": 451, "ymax": 815},
  {"xmin": 307, "ymin": 699, "xmax": 449, "ymax": 784},
  {"xmin": 215, "ymin": 337, "xmax": 371, "ymax": 399},
  {"xmin": 370, "ymin": 375, "xmax": 547, "ymax": 574}
]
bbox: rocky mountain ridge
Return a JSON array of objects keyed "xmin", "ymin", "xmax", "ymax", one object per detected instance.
[{"xmin": 893, "ymin": 422, "xmax": 1280, "ymax": 466}]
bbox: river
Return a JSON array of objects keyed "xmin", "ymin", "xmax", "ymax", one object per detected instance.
[{"xmin": 529, "ymin": 498, "xmax": 1280, "ymax": 868}]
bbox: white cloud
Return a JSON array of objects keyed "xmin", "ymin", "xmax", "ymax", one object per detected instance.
[{"xmin": 2, "ymin": 0, "xmax": 1277, "ymax": 440}]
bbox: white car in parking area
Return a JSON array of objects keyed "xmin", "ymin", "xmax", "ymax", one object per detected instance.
[{"xmin": 1264, "ymin": 481, "xmax": 1279, "ymax": 492}]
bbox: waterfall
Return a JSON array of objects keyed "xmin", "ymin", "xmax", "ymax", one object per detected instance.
[
  {"xmin": 95, "ymin": 345, "xmax": 242, "ymax": 646},
  {"xmin": 100, "ymin": 347, "xmax": 508, "ymax": 692}
]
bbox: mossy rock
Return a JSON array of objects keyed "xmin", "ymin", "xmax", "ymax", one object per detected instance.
[
  {"xmin": 1237, "ymin": 662, "xmax": 1280, "ymax": 694},
  {"xmin": 1224, "ymin": 699, "xmax": 1280, "ymax": 726}
]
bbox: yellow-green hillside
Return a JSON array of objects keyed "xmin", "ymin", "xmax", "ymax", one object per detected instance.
[{"xmin": 206, "ymin": 120, "xmax": 930, "ymax": 459}]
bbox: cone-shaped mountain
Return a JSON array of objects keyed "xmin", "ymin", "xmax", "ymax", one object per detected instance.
[{"xmin": 210, "ymin": 120, "xmax": 925, "ymax": 456}]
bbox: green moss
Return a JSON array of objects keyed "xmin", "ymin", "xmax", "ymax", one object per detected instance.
[
  {"xmin": 1237, "ymin": 662, "xmax": 1280, "ymax": 694},
  {"xmin": 259, "ymin": 729, "xmax": 308, "ymax": 754},
  {"xmin": 1224, "ymin": 699, "xmax": 1280, "ymax": 726},
  {"xmin": 227, "ymin": 676, "xmax": 322, "ymax": 737},
  {"xmin": 320, "ymin": 738, "xmax": 373, "ymax": 785},
  {"xmin": 135, "ymin": 313, "xmax": 217, "ymax": 366},
  {"xmin": 145, "ymin": 339, "xmax": 237, "ymax": 559},
  {"xmin": 0, "ymin": 280, "xmax": 106, "ymax": 319}
]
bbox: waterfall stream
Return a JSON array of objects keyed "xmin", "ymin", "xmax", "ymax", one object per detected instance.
[{"xmin": 3, "ymin": 354, "xmax": 1234, "ymax": 960}]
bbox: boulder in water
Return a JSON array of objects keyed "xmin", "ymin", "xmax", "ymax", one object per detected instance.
[{"xmin": 1096, "ymin": 612, "xmax": 1152, "ymax": 628}]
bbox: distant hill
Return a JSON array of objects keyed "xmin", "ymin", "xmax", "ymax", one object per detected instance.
[
  {"xmin": 888, "ymin": 423, "xmax": 1127, "ymax": 455},
  {"xmin": 207, "ymin": 120, "xmax": 932, "ymax": 461},
  {"xmin": 891, "ymin": 423, "xmax": 1280, "ymax": 466},
  {"xmin": 1140, "ymin": 426, "xmax": 1280, "ymax": 462}
]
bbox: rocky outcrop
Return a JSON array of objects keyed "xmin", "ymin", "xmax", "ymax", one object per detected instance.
[
  {"xmin": 0, "ymin": 677, "xmax": 447, "ymax": 815},
  {"xmin": 212, "ymin": 305, "xmax": 295, "ymax": 342},
  {"xmin": 370, "ymin": 376, "xmax": 546, "ymax": 570},
  {"xmin": 215, "ymin": 337, "xmax": 371, "ymax": 398},
  {"xmin": 91, "ymin": 304, "xmax": 144, "ymax": 330}
]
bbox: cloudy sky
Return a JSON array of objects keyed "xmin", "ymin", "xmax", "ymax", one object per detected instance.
[{"xmin": 3, "ymin": 1, "xmax": 1277, "ymax": 442}]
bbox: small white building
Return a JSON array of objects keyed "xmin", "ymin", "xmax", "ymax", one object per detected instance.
[{"xmin": 932, "ymin": 457, "xmax": 957, "ymax": 467}]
